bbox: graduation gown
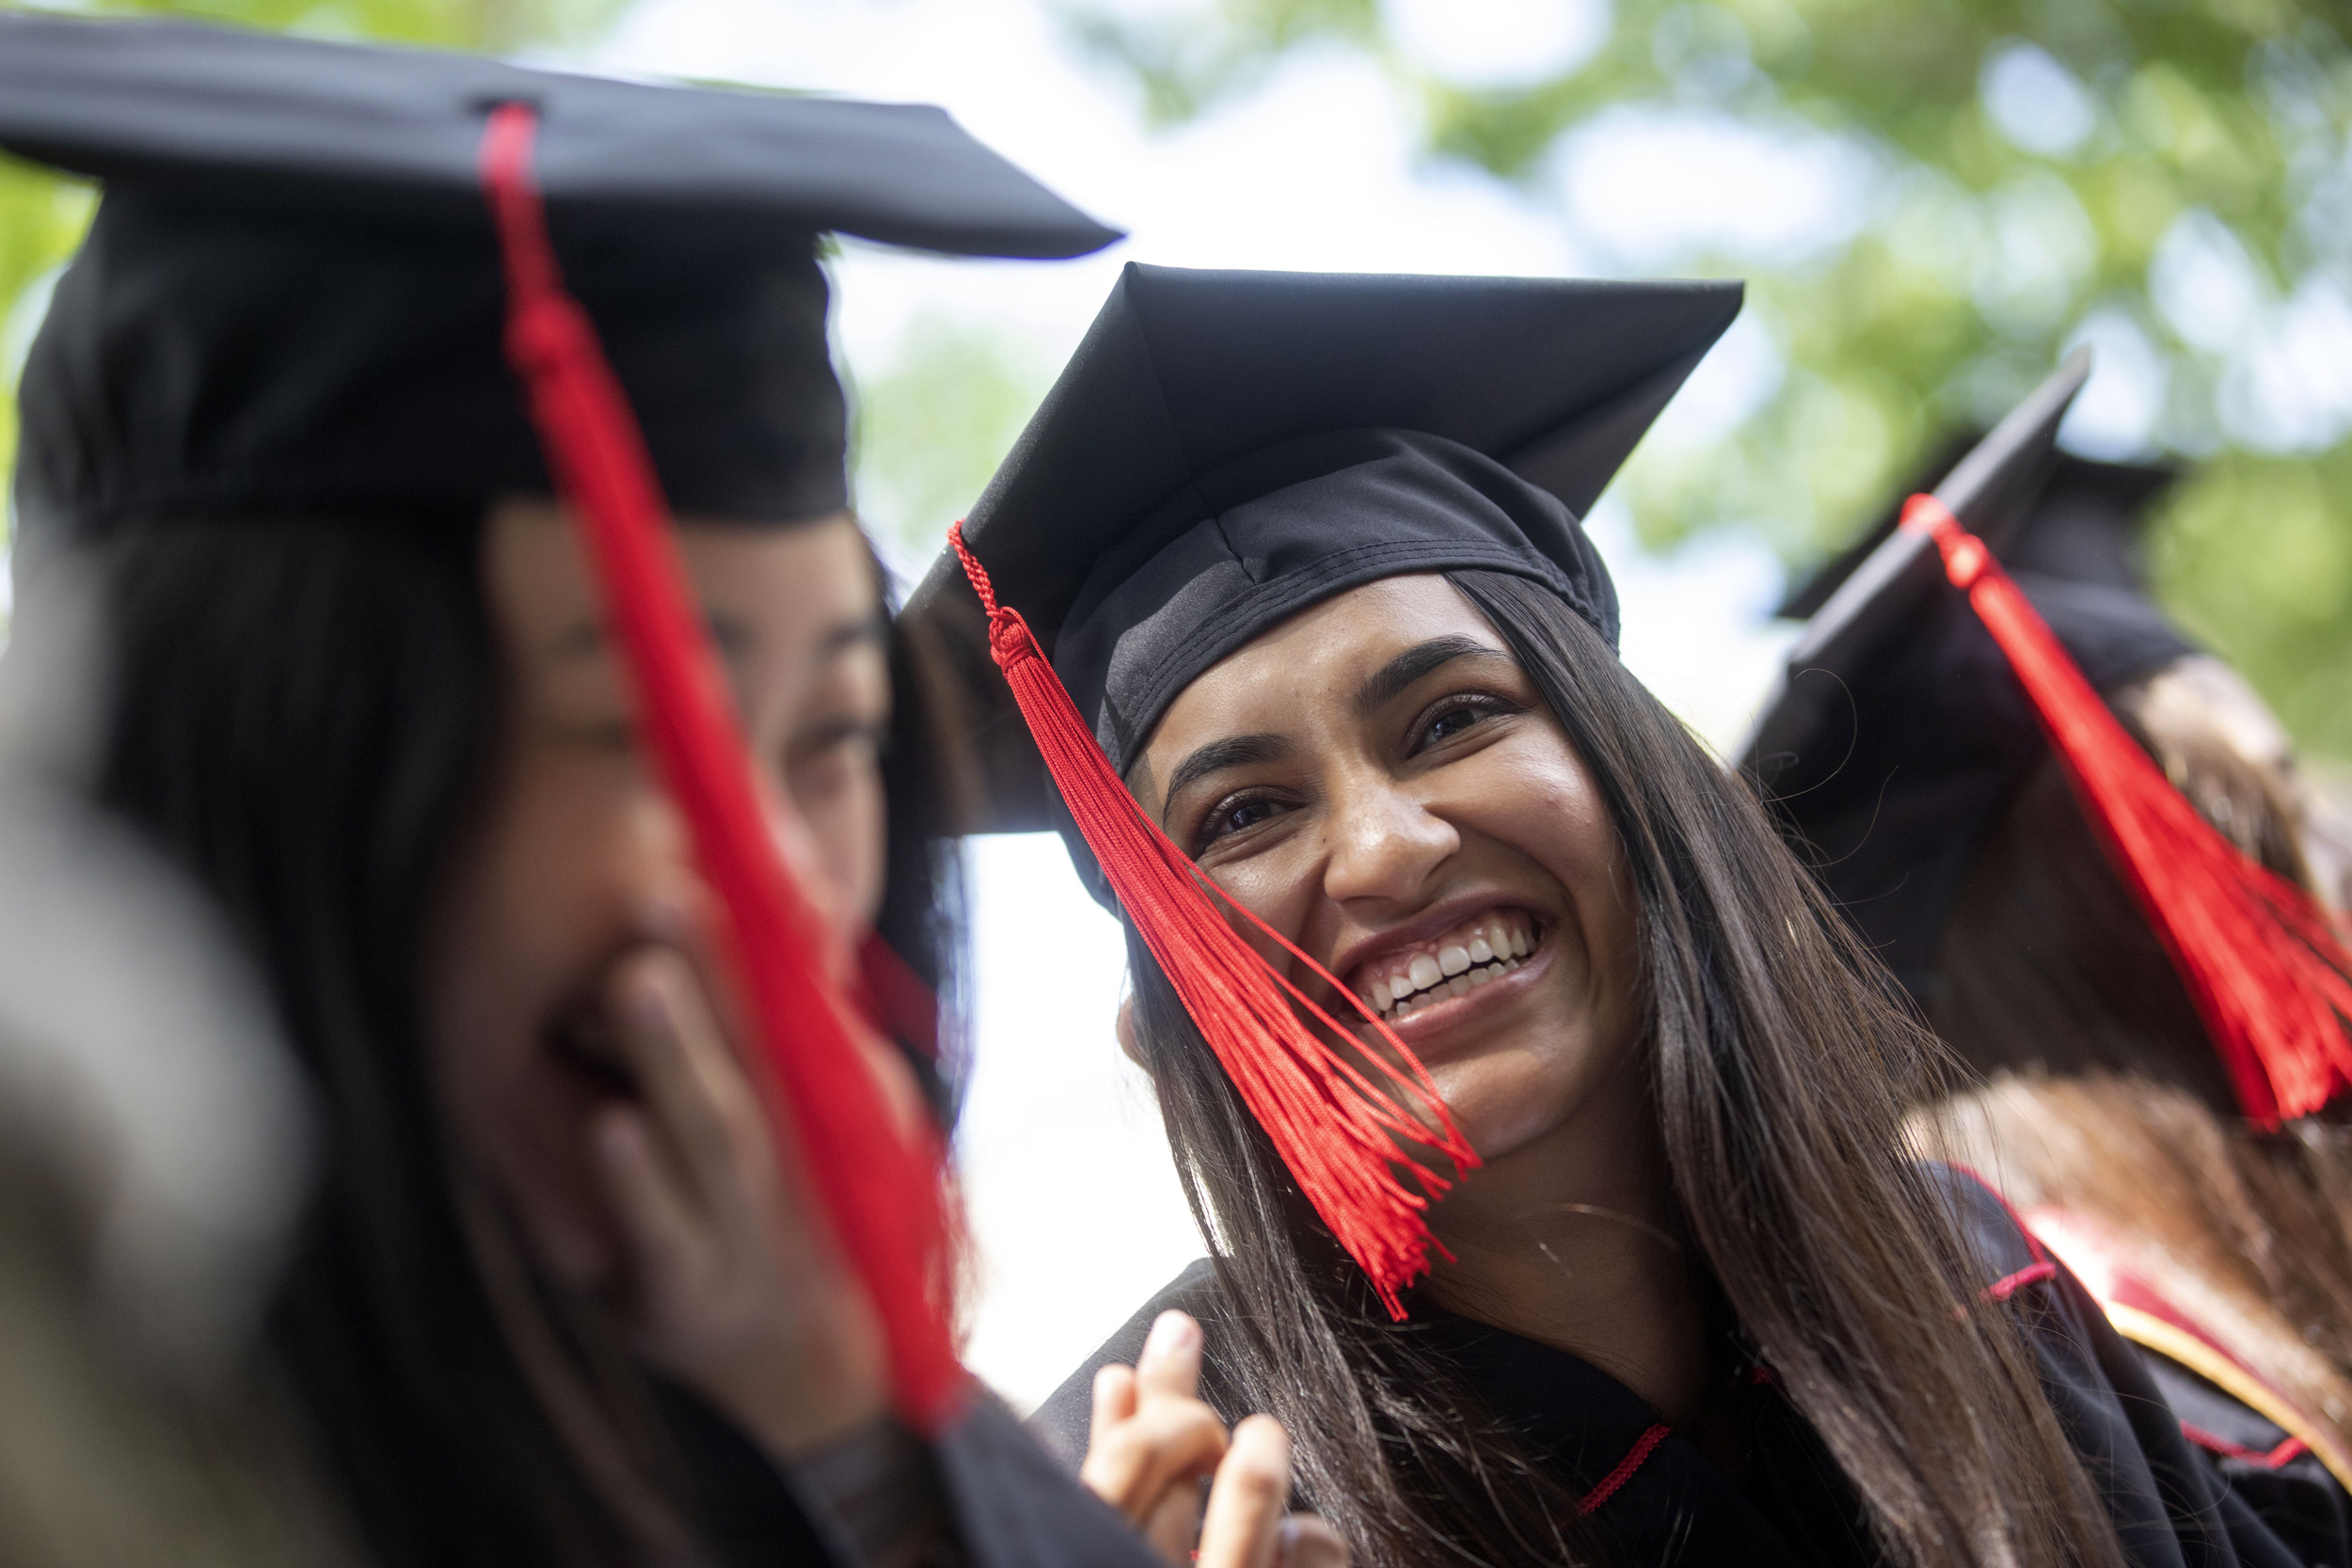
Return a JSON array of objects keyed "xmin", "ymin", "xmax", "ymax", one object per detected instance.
[
  {"xmin": 670, "ymin": 1384, "xmax": 1159, "ymax": 1568},
  {"xmin": 2023, "ymin": 1207, "xmax": 2352, "ymax": 1568},
  {"xmin": 1033, "ymin": 1169, "xmax": 2315, "ymax": 1567}
]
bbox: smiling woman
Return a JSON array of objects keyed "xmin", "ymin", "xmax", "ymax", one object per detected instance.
[{"xmin": 928, "ymin": 262, "xmax": 2319, "ymax": 1568}]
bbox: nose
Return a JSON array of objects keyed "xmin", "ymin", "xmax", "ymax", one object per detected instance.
[{"xmin": 1320, "ymin": 768, "xmax": 1458, "ymax": 908}]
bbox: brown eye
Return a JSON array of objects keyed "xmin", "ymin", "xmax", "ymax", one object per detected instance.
[
  {"xmin": 1414, "ymin": 695, "xmax": 1508, "ymax": 752},
  {"xmin": 1196, "ymin": 793, "xmax": 1292, "ymax": 853}
]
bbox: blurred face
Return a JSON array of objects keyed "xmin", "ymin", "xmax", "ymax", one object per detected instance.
[
  {"xmin": 430, "ymin": 502, "xmax": 892, "ymax": 1281},
  {"xmin": 1131, "ymin": 574, "xmax": 1645, "ymax": 1180}
]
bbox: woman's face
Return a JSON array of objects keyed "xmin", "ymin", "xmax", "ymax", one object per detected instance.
[
  {"xmin": 1131, "ymin": 574, "xmax": 1644, "ymax": 1172},
  {"xmin": 430, "ymin": 502, "xmax": 893, "ymax": 1283}
]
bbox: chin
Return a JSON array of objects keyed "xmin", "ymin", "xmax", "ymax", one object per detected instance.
[{"xmin": 1429, "ymin": 1057, "xmax": 1581, "ymax": 1164}]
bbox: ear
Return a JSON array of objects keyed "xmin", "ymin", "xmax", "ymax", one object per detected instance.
[{"xmin": 1115, "ymin": 991, "xmax": 1152, "ymax": 1075}]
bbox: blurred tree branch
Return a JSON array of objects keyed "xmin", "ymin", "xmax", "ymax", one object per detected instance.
[{"xmin": 1061, "ymin": 0, "xmax": 2352, "ymax": 757}]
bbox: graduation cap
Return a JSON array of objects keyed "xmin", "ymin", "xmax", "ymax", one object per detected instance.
[
  {"xmin": 0, "ymin": 11, "xmax": 1118, "ymax": 562},
  {"xmin": 0, "ymin": 13, "xmax": 1122, "ymax": 1430},
  {"xmin": 923, "ymin": 262, "xmax": 1740, "ymax": 1312},
  {"xmin": 1743, "ymin": 356, "xmax": 2352, "ymax": 1125},
  {"xmin": 1777, "ymin": 435, "xmax": 2177, "ymax": 620}
]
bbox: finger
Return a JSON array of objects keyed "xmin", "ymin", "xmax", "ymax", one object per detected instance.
[
  {"xmin": 1077, "ymin": 1398, "xmax": 1228, "ymax": 1517},
  {"xmin": 1091, "ymin": 1363, "xmax": 1139, "ymax": 1445},
  {"xmin": 1279, "ymin": 1516, "xmax": 1348, "ymax": 1568},
  {"xmin": 1136, "ymin": 1310, "xmax": 1204, "ymax": 1404},
  {"xmin": 592, "ymin": 1107, "xmax": 705, "ymax": 1313},
  {"xmin": 1142, "ymin": 1482, "xmax": 1203, "ymax": 1568},
  {"xmin": 610, "ymin": 947, "xmax": 763, "ymax": 1215},
  {"xmin": 1197, "ymin": 1415, "xmax": 1291, "ymax": 1568}
]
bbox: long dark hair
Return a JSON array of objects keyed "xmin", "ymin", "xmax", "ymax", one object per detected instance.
[
  {"xmin": 1920, "ymin": 666, "xmax": 2352, "ymax": 1453},
  {"xmin": 82, "ymin": 511, "xmax": 967, "ymax": 1566},
  {"xmin": 1126, "ymin": 568, "xmax": 2127, "ymax": 1568}
]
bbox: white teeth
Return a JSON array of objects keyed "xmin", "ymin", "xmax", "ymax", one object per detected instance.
[
  {"xmin": 1445, "ymin": 975, "xmax": 1468, "ymax": 998},
  {"xmin": 1467, "ymin": 966, "xmax": 1493, "ymax": 989},
  {"xmin": 1438, "ymin": 943, "xmax": 1470, "ymax": 977},
  {"xmin": 1372, "ymin": 976, "xmax": 1393, "ymax": 1009},
  {"xmin": 1509, "ymin": 927, "xmax": 1531, "ymax": 958},
  {"xmin": 1468, "ymin": 934, "xmax": 1494, "ymax": 964},
  {"xmin": 1407, "ymin": 954, "xmax": 1443, "ymax": 992}
]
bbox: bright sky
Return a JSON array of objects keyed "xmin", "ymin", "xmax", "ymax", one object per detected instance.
[{"xmin": 584, "ymin": 0, "xmax": 1803, "ymax": 1411}]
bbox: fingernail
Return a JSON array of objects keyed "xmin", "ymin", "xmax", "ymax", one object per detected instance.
[
  {"xmin": 624, "ymin": 974, "xmax": 660, "ymax": 1022},
  {"xmin": 1145, "ymin": 1310, "xmax": 1199, "ymax": 1357}
]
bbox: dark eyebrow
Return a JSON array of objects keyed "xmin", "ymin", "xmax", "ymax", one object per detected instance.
[
  {"xmin": 1160, "ymin": 733, "xmax": 1293, "ymax": 818},
  {"xmin": 1350, "ymin": 635, "xmax": 1507, "ymax": 717}
]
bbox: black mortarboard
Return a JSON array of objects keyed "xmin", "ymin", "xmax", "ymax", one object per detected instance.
[
  {"xmin": 0, "ymin": 13, "xmax": 1119, "ymax": 564},
  {"xmin": 915, "ymin": 261, "xmax": 1743, "ymax": 846},
  {"xmin": 1740, "ymin": 354, "xmax": 2196, "ymax": 998}
]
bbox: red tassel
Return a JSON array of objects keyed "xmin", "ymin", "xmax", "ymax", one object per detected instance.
[
  {"xmin": 480, "ymin": 105, "xmax": 965, "ymax": 1430},
  {"xmin": 948, "ymin": 524, "xmax": 1477, "ymax": 1316},
  {"xmin": 1902, "ymin": 495, "xmax": 2352, "ymax": 1126}
]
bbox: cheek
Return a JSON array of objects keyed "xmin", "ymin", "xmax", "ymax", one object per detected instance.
[
  {"xmin": 428, "ymin": 757, "xmax": 680, "ymax": 1236},
  {"xmin": 1203, "ymin": 828, "xmax": 1330, "ymax": 967},
  {"xmin": 1443, "ymin": 743, "xmax": 1644, "ymax": 1158}
]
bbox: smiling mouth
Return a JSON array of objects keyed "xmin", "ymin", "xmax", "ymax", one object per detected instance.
[
  {"xmin": 1350, "ymin": 910, "xmax": 1540, "ymax": 1022},
  {"xmin": 546, "ymin": 999, "xmax": 640, "ymax": 1099}
]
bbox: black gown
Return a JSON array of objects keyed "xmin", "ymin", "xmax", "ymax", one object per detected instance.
[
  {"xmin": 672, "ymin": 1383, "xmax": 1159, "ymax": 1567},
  {"xmin": 1033, "ymin": 1170, "xmax": 2328, "ymax": 1567}
]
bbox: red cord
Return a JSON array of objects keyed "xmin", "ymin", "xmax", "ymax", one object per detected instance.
[
  {"xmin": 1578, "ymin": 1422, "xmax": 1670, "ymax": 1513},
  {"xmin": 479, "ymin": 104, "xmax": 965, "ymax": 1431},
  {"xmin": 949, "ymin": 523, "xmax": 1478, "ymax": 1317},
  {"xmin": 1902, "ymin": 495, "xmax": 2352, "ymax": 1126}
]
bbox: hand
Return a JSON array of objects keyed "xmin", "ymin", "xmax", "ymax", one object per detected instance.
[
  {"xmin": 580, "ymin": 937, "xmax": 890, "ymax": 1458},
  {"xmin": 1082, "ymin": 1310, "xmax": 1348, "ymax": 1568}
]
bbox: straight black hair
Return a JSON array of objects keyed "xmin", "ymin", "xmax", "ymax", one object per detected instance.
[
  {"xmin": 1125, "ymin": 568, "xmax": 2128, "ymax": 1568},
  {"xmin": 84, "ymin": 512, "xmax": 967, "ymax": 1566}
]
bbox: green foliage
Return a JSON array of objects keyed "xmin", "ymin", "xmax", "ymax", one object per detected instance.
[
  {"xmin": 1061, "ymin": 0, "xmax": 2352, "ymax": 757},
  {"xmin": 847, "ymin": 311, "xmax": 1054, "ymax": 573}
]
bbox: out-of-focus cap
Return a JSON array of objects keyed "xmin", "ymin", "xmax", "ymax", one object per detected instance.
[
  {"xmin": 1740, "ymin": 353, "xmax": 2196, "ymax": 997},
  {"xmin": 0, "ymin": 13, "xmax": 1120, "ymax": 558}
]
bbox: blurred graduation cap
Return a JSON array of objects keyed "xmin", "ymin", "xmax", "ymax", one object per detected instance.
[
  {"xmin": 0, "ymin": 11, "xmax": 1119, "ymax": 562},
  {"xmin": 0, "ymin": 10, "xmax": 1122, "ymax": 1429},
  {"xmin": 1737, "ymin": 351, "xmax": 2199, "ymax": 997},
  {"xmin": 1778, "ymin": 434, "xmax": 2178, "ymax": 620},
  {"xmin": 1748, "ymin": 361, "xmax": 2352, "ymax": 1122},
  {"xmin": 915, "ymin": 261, "xmax": 1743, "ymax": 838}
]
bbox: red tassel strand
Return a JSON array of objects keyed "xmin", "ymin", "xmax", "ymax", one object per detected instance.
[
  {"xmin": 481, "ymin": 105, "xmax": 965, "ymax": 1429},
  {"xmin": 949, "ymin": 524, "xmax": 1477, "ymax": 1316},
  {"xmin": 1902, "ymin": 494, "xmax": 2352, "ymax": 1126}
]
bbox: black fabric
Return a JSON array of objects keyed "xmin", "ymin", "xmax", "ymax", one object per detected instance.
[
  {"xmin": 661, "ymin": 1379, "xmax": 1156, "ymax": 1568},
  {"xmin": 2140, "ymin": 1353, "xmax": 2352, "ymax": 1568},
  {"xmin": 1033, "ymin": 1169, "xmax": 2318, "ymax": 1568},
  {"xmin": 912, "ymin": 261, "xmax": 1740, "ymax": 844},
  {"xmin": 1759, "ymin": 570, "xmax": 2193, "ymax": 996},
  {"xmin": 1781, "ymin": 445, "xmax": 2179, "ymax": 620},
  {"xmin": 1740, "ymin": 356, "xmax": 2196, "ymax": 999},
  {"xmin": 0, "ymin": 12, "xmax": 1117, "ymax": 562},
  {"xmin": 16, "ymin": 196, "xmax": 846, "ymax": 547},
  {"xmin": 934, "ymin": 1396, "xmax": 1164, "ymax": 1568},
  {"xmin": 1058, "ymin": 428, "xmax": 1615, "ymax": 772},
  {"xmin": 0, "ymin": 14, "xmax": 1120, "ymax": 254}
]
